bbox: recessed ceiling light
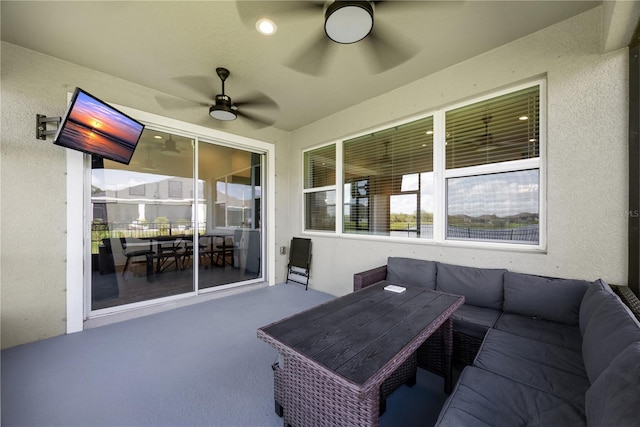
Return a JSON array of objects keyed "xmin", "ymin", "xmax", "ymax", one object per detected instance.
[
  {"xmin": 154, "ymin": 135, "xmax": 162, "ymax": 139},
  {"xmin": 426, "ymin": 130, "xmax": 434, "ymax": 135},
  {"xmin": 256, "ymin": 19, "xmax": 277, "ymax": 36},
  {"xmin": 519, "ymin": 115, "xmax": 529, "ymax": 121}
]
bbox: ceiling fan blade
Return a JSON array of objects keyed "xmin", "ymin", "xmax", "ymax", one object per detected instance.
[
  {"xmin": 371, "ymin": 0, "xmax": 406, "ymax": 12},
  {"xmin": 361, "ymin": 21, "xmax": 418, "ymax": 74},
  {"xmin": 285, "ymin": 30, "xmax": 336, "ymax": 75},
  {"xmin": 236, "ymin": 109, "xmax": 276, "ymax": 128},
  {"xmin": 154, "ymin": 95, "xmax": 208, "ymax": 110},
  {"xmin": 233, "ymin": 91, "xmax": 279, "ymax": 110},
  {"xmin": 172, "ymin": 75, "xmax": 217, "ymax": 102},
  {"xmin": 236, "ymin": 1, "xmax": 324, "ymax": 26}
]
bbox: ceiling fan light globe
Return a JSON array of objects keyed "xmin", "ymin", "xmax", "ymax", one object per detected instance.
[
  {"xmin": 325, "ymin": 1, "xmax": 373, "ymax": 44},
  {"xmin": 160, "ymin": 150, "xmax": 181, "ymax": 156},
  {"xmin": 209, "ymin": 106, "xmax": 237, "ymax": 121}
]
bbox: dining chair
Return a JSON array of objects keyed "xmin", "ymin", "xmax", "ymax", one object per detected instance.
[
  {"xmin": 119, "ymin": 237, "xmax": 154, "ymax": 281},
  {"xmin": 180, "ymin": 237, "xmax": 208, "ymax": 269},
  {"xmin": 213, "ymin": 235, "xmax": 236, "ymax": 267},
  {"xmin": 154, "ymin": 237, "xmax": 184, "ymax": 273}
]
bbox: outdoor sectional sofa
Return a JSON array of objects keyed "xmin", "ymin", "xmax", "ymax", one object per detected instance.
[{"xmin": 353, "ymin": 257, "xmax": 640, "ymax": 426}]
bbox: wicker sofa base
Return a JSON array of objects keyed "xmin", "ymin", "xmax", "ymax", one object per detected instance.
[
  {"xmin": 452, "ymin": 330, "xmax": 483, "ymax": 366},
  {"xmin": 611, "ymin": 284, "xmax": 640, "ymax": 321},
  {"xmin": 418, "ymin": 324, "xmax": 484, "ymax": 371}
]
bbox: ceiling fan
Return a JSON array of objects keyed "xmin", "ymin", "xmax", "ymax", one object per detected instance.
[
  {"xmin": 159, "ymin": 135, "xmax": 181, "ymax": 156},
  {"xmin": 156, "ymin": 67, "xmax": 279, "ymax": 128},
  {"xmin": 237, "ymin": 1, "xmax": 419, "ymax": 75},
  {"xmin": 472, "ymin": 114, "xmax": 509, "ymax": 152}
]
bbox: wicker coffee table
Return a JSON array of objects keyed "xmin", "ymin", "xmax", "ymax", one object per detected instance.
[{"xmin": 257, "ymin": 281, "xmax": 464, "ymax": 427}]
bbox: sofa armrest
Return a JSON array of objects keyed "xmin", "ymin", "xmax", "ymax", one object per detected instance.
[{"xmin": 354, "ymin": 265, "xmax": 387, "ymax": 291}]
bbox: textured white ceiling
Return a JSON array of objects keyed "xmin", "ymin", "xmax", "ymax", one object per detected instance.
[{"xmin": 2, "ymin": 1, "xmax": 603, "ymax": 131}]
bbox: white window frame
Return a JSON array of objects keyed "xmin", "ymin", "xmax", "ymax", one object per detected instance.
[
  {"xmin": 302, "ymin": 141, "xmax": 340, "ymax": 234},
  {"xmin": 302, "ymin": 78, "xmax": 546, "ymax": 252}
]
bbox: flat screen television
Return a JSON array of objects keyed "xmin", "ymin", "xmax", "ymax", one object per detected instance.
[{"xmin": 53, "ymin": 88, "xmax": 145, "ymax": 165}]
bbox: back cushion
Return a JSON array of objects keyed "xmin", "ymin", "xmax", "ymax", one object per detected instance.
[
  {"xmin": 586, "ymin": 342, "xmax": 640, "ymax": 427},
  {"xmin": 386, "ymin": 257, "xmax": 437, "ymax": 289},
  {"xmin": 579, "ymin": 279, "xmax": 616, "ymax": 335},
  {"xmin": 436, "ymin": 262, "xmax": 506, "ymax": 310},
  {"xmin": 503, "ymin": 272, "xmax": 590, "ymax": 325},
  {"xmin": 582, "ymin": 295, "xmax": 640, "ymax": 383}
]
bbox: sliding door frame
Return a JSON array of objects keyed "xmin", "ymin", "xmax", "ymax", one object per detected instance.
[{"xmin": 66, "ymin": 104, "xmax": 275, "ymax": 332}]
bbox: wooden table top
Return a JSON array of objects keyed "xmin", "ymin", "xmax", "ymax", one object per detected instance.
[{"xmin": 258, "ymin": 281, "xmax": 463, "ymax": 387}]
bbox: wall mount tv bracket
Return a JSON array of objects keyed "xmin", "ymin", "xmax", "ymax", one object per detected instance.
[{"xmin": 36, "ymin": 114, "xmax": 61, "ymax": 140}]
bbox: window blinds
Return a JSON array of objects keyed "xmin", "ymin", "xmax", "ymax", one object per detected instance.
[{"xmin": 446, "ymin": 86, "xmax": 539, "ymax": 169}]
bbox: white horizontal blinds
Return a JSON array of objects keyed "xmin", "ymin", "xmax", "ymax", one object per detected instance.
[
  {"xmin": 305, "ymin": 191, "xmax": 336, "ymax": 231},
  {"xmin": 446, "ymin": 86, "xmax": 539, "ymax": 169},
  {"xmin": 304, "ymin": 145, "xmax": 336, "ymax": 231},
  {"xmin": 304, "ymin": 145, "xmax": 336, "ymax": 189},
  {"xmin": 343, "ymin": 116, "xmax": 434, "ymax": 235}
]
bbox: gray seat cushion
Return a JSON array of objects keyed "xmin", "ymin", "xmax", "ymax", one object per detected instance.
[
  {"xmin": 502, "ymin": 272, "xmax": 590, "ymax": 325},
  {"xmin": 436, "ymin": 262, "xmax": 506, "ymax": 310},
  {"xmin": 494, "ymin": 313, "xmax": 582, "ymax": 351},
  {"xmin": 386, "ymin": 257, "xmax": 437, "ymax": 289},
  {"xmin": 582, "ymin": 292, "xmax": 640, "ymax": 383},
  {"xmin": 585, "ymin": 342, "xmax": 640, "ymax": 427},
  {"xmin": 474, "ymin": 329, "xmax": 589, "ymax": 405},
  {"xmin": 579, "ymin": 279, "xmax": 617, "ymax": 335},
  {"xmin": 436, "ymin": 366, "xmax": 586, "ymax": 427},
  {"xmin": 452, "ymin": 304, "xmax": 501, "ymax": 339}
]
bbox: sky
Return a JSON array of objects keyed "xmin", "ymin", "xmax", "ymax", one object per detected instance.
[
  {"xmin": 389, "ymin": 170, "xmax": 539, "ymax": 217},
  {"xmin": 69, "ymin": 91, "xmax": 143, "ymax": 144}
]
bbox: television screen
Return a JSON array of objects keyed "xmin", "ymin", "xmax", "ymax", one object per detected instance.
[{"xmin": 54, "ymin": 88, "xmax": 145, "ymax": 165}]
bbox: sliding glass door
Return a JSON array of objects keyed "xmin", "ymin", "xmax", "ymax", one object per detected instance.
[
  {"xmin": 90, "ymin": 128, "xmax": 264, "ymax": 312},
  {"xmin": 197, "ymin": 143, "xmax": 262, "ymax": 290}
]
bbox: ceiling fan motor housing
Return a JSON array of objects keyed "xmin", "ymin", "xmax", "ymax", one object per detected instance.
[
  {"xmin": 210, "ymin": 94, "xmax": 237, "ymax": 121},
  {"xmin": 324, "ymin": 1, "xmax": 374, "ymax": 44}
]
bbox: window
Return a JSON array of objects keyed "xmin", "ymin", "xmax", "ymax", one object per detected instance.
[
  {"xmin": 303, "ymin": 144, "xmax": 336, "ymax": 231},
  {"xmin": 303, "ymin": 80, "xmax": 543, "ymax": 248},
  {"xmin": 445, "ymin": 85, "xmax": 540, "ymax": 244},
  {"xmin": 168, "ymin": 180, "xmax": 182, "ymax": 198},
  {"xmin": 215, "ymin": 165, "xmax": 260, "ymax": 229},
  {"xmin": 343, "ymin": 116, "xmax": 434, "ymax": 238}
]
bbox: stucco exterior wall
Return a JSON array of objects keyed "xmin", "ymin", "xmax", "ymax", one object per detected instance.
[
  {"xmin": 289, "ymin": 7, "xmax": 629, "ymax": 297},
  {"xmin": 0, "ymin": 42, "xmax": 290, "ymax": 348}
]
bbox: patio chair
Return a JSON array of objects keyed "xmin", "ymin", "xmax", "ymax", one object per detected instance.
[
  {"xmin": 119, "ymin": 237, "xmax": 154, "ymax": 282},
  {"xmin": 213, "ymin": 229, "xmax": 245, "ymax": 268},
  {"xmin": 180, "ymin": 237, "xmax": 208, "ymax": 269},
  {"xmin": 231, "ymin": 228, "xmax": 243, "ymax": 268},
  {"xmin": 154, "ymin": 237, "xmax": 184, "ymax": 273},
  {"xmin": 286, "ymin": 237, "xmax": 311, "ymax": 290},
  {"xmin": 212, "ymin": 235, "xmax": 236, "ymax": 267}
]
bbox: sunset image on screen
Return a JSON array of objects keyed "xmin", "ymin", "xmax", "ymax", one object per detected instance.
[{"xmin": 56, "ymin": 90, "xmax": 144, "ymax": 164}]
